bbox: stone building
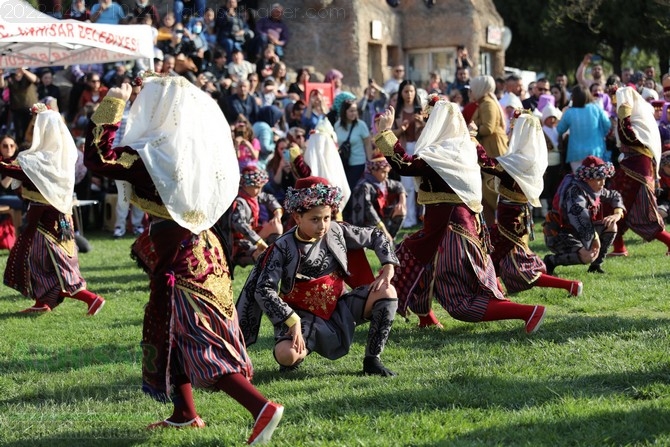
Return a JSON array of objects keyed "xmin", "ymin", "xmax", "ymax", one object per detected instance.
[{"xmin": 255, "ymin": 0, "xmax": 506, "ymax": 92}]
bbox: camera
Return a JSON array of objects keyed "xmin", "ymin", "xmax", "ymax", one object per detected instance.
[{"xmin": 414, "ymin": 105, "xmax": 422, "ymax": 114}]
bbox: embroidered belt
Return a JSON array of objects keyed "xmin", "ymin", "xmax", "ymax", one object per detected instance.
[{"xmin": 281, "ymin": 271, "xmax": 345, "ymax": 320}]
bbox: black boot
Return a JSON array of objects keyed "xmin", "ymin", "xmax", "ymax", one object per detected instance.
[
  {"xmin": 363, "ymin": 298, "xmax": 398, "ymax": 377},
  {"xmin": 543, "ymin": 254, "xmax": 556, "ymax": 275},
  {"xmin": 588, "ymin": 231, "xmax": 616, "ymax": 274},
  {"xmin": 550, "ymin": 252, "xmax": 582, "ymax": 274}
]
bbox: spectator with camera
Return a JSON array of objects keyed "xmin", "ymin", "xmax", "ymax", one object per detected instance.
[{"xmin": 0, "ymin": 68, "xmax": 39, "ymax": 145}]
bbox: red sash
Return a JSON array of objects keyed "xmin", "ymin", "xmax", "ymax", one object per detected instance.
[
  {"xmin": 281, "ymin": 271, "xmax": 345, "ymax": 320},
  {"xmin": 375, "ymin": 187, "xmax": 388, "ymax": 218}
]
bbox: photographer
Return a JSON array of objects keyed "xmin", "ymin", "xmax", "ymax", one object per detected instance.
[
  {"xmin": 455, "ymin": 45, "xmax": 474, "ymax": 71},
  {"xmin": 0, "ymin": 68, "xmax": 39, "ymax": 145}
]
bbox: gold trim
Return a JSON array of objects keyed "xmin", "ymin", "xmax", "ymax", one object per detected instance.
[
  {"xmin": 617, "ymin": 104, "xmax": 632, "ymax": 120},
  {"xmin": 621, "ymin": 164, "xmax": 654, "ymax": 187},
  {"xmin": 38, "ymin": 227, "xmax": 77, "ymax": 257},
  {"xmin": 374, "ymin": 130, "xmax": 398, "ymax": 156},
  {"xmin": 497, "ymin": 185, "xmax": 527, "ymax": 203},
  {"xmin": 91, "ymin": 97, "xmax": 127, "ymax": 126},
  {"xmin": 628, "ymin": 145, "xmax": 654, "ymax": 159},
  {"xmin": 294, "ymin": 229, "xmax": 317, "ymax": 243},
  {"xmin": 417, "ymin": 190, "xmax": 462, "ymax": 205},
  {"xmin": 21, "ymin": 189, "xmax": 50, "ymax": 205},
  {"xmin": 130, "ymin": 193, "xmax": 171, "ymax": 219}
]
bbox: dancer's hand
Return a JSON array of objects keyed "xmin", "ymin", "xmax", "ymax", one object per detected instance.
[
  {"xmin": 107, "ymin": 83, "xmax": 132, "ymax": 102},
  {"xmin": 287, "ymin": 320, "xmax": 305, "ymax": 354},
  {"xmin": 370, "ymin": 264, "xmax": 394, "ymax": 292},
  {"xmin": 377, "ymin": 106, "xmax": 395, "ymax": 132}
]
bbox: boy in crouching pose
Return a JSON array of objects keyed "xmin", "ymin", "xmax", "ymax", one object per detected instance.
[{"xmin": 237, "ymin": 176, "xmax": 400, "ymax": 376}]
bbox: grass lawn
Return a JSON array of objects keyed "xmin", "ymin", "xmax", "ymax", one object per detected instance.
[{"xmin": 0, "ymin": 226, "xmax": 669, "ymax": 446}]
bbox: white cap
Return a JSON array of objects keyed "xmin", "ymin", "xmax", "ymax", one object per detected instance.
[{"xmin": 499, "ymin": 92, "xmax": 522, "ymax": 110}]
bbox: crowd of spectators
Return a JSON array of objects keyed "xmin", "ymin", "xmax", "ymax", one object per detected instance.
[{"xmin": 2, "ymin": 0, "xmax": 669, "ymax": 257}]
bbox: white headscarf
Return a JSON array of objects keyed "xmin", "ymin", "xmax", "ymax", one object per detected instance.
[
  {"xmin": 497, "ymin": 113, "xmax": 548, "ymax": 207},
  {"xmin": 121, "ymin": 76, "xmax": 239, "ymax": 234},
  {"xmin": 303, "ymin": 119, "xmax": 351, "ymax": 208},
  {"xmin": 413, "ymin": 100, "xmax": 482, "ymax": 213},
  {"xmin": 17, "ymin": 109, "xmax": 77, "ymax": 214},
  {"xmin": 470, "ymin": 75, "xmax": 496, "ymax": 102},
  {"xmin": 616, "ymin": 86, "xmax": 662, "ymax": 175}
]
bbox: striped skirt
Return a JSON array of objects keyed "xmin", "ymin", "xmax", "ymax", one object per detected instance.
[
  {"xmin": 611, "ymin": 158, "xmax": 665, "ymax": 241},
  {"xmin": 27, "ymin": 230, "xmax": 85, "ymax": 309},
  {"xmin": 171, "ymin": 289, "xmax": 253, "ymax": 389},
  {"xmin": 396, "ymin": 224, "xmax": 505, "ymax": 322},
  {"xmin": 489, "ymin": 203, "xmax": 544, "ymax": 294},
  {"xmin": 496, "ymin": 245, "xmax": 544, "ymax": 294}
]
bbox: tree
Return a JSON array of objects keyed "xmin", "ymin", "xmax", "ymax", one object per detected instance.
[{"xmin": 494, "ymin": 0, "xmax": 670, "ymax": 81}]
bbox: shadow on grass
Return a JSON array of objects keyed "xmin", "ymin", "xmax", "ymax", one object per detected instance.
[
  {"xmin": 1, "ymin": 434, "xmax": 150, "ymax": 447},
  {"xmin": 413, "ymin": 406, "xmax": 670, "ymax": 446},
  {"xmin": 0, "ymin": 374, "xmax": 145, "ymax": 406},
  {"xmin": 381, "ymin": 314, "xmax": 670, "ymax": 351},
  {"xmin": 0, "ymin": 342, "xmax": 142, "ymax": 376},
  {"xmin": 293, "ymin": 364, "xmax": 670, "ymax": 427}
]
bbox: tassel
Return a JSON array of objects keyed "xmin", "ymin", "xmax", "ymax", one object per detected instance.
[
  {"xmin": 59, "ymin": 215, "xmax": 74, "ymax": 241},
  {"xmin": 479, "ymin": 214, "xmax": 493, "ymax": 254},
  {"xmin": 166, "ymin": 271, "xmax": 176, "ymax": 287},
  {"xmin": 525, "ymin": 204, "xmax": 535, "ymax": 241}
]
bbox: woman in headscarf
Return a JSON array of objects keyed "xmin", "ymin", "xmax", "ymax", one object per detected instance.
[
  {"xmin": 252, "ymin": 105, "xmax": 283, "ymax": 170},
  {"xmin": 84, "ymin": 76, "xmax": 283, "ymax": 444},
  {"xmin": 470, "ymin": 75, "xmax": 508, "ymax": 226},
  {"xmin": 482, "ymin": 111, "xmax": 583, "ymax": 295},
  {"xmin": 608, "ymin": 86, "xmax": 670, "ymax": 256},
  {"xmin": 0, "ymin": 104, "xmax": 105, "ymax": 315},
  {"xmin": 324, "ymin": 68, "xmax": 343, "ymax": 96},
  {"xmin": 375, "ymin": 101, "xmax": 546, "ymax": 333}
]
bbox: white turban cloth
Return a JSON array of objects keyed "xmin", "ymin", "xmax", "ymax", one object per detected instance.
[
  {"xmin": 616, "ymin": 86, "xmax": 662, "ymax": 176},
  {"xmin": 414, "ymin": 100, "xmax": 483, "ymax": 213},
  {"xmin": 18, "ymin": 110, "xmax": 77, "ymax": 214},
  {"xmin": 497, "ymin": 113, "xmax": 548, "ymax": 207},
  {"xmin": 121, "ymin": 76, "xmax": 240, "ymax": 234},
  {"xmin": 302, "ymin": 119, "xmax": 351, "ymax": 209}
]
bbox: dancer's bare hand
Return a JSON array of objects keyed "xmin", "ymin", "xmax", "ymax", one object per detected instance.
[
  {"xmin": 287, "ymin": 320, "xmax": 305, "ymax": 354},
  {"xmin": 370, "ymin": 264, "xmax": 394, "ymax": 292},
  {"xmin": 107, "ymin": 83, "xmax": 132, "ymax": 102}
]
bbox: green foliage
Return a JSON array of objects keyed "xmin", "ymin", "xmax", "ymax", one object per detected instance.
[
  {"xmin": 494, "ymin": 0, "xmax": 670, "ymax": 79},
  {"xmin": 0, "ymin": 227, "xmax": 669, "ymax": 446}
]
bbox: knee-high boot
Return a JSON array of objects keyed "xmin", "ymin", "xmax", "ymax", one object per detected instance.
[
  {"xmin": 364, "ymin": 298, "xmax": 398, "ymax": 377},
  {"xmin": 589, "ymin": 231, "xmax": 616, "ymax": 272}
]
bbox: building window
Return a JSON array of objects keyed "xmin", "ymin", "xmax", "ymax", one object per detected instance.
[{"xmin": 406, "ymin": 48, "xmax": 457, "ymax": 91}]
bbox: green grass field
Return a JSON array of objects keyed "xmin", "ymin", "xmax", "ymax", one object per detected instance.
[{"xmin": 0, "ymin": 226, "xmax": 669, "ymax": 446}]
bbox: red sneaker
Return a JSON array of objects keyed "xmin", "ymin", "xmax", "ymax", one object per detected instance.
[
  {"xmin": 569, "ymin": 281, "xmax": 583, "ymax": 297},
  {"xmin": 525, "ymin": 305, "xmax": 546, "ymax": 334},
  {"xmin": 19, "ymin": 304, "xmax": 51, "ymax": 314},
  {"xmin": 147, "ymin": 416, "xmax": 205, "ymax": 429},
  {"xmin": 247, "ymin": 401, "xmax": 284, "ymax": 445},
  {"xmin": 87, "ymin": 296, "xmax": 105, "ymax": 316}
]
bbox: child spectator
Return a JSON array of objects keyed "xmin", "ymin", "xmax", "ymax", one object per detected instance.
[
  {"xmin": 541, "ymin": 105, "xmax": 564, "ymax": 216},
  {"xmin": 227, "ymin": 166, "xmax": 283, "ymax": 270},
  {"xmin": 349, "ymin": 155, "xmax": 406, "ymax": 243}
]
